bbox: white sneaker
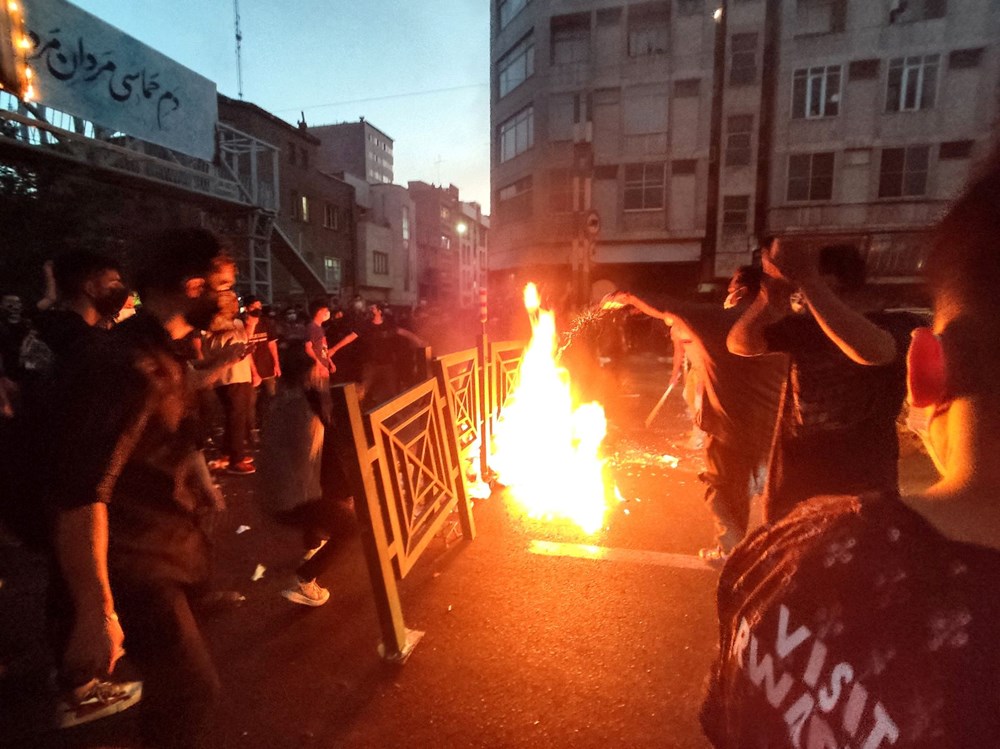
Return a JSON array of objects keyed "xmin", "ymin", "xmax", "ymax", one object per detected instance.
[
  {"xmin": 55, "ymin": 678, "xmax": 143, "ymax": 728},
  {"xmin": 281, "ymin": 578, "xmax": 330, "ymax": 607}
]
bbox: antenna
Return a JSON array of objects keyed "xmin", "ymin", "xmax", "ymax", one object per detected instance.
[{"xmin": 233, "ymin": 0, "xmax": 244, "ymax": 100}]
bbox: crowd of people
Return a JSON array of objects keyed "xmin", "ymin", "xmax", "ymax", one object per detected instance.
[
  {"xmin": 606, "ymin": 159, "xmax": 1000, "ymax": 747},
  {"xmin": 2, "ymin": 154, "xmax": 1000, "ymax": 747},
  {"xmin": 0, "ymin": 230, "xmax": 443, "ymax": 747}
]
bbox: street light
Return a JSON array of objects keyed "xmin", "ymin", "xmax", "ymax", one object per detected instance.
[{"xmin": 456, "ymin": 222, "xmax": 468, "ymax": 235}]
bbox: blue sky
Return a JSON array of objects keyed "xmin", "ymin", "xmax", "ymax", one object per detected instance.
[{"xmin": 70, "ymin": 0, "xmax": 492, "ymax": 211}]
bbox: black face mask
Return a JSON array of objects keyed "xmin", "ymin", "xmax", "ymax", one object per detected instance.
[
  {"xmin": 247, "ymin": 309, "xmax": 262, "ymax": 318},
  {"xmin": 185, "ymin": 293, "xmax": 222, "ymax": 332},
  {"xmin": 95, "ymin": 287, "xmax": 131, "ymax": 318}
]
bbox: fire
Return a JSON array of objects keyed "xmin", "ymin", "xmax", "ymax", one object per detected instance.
[{"xmin": 490, "ymin": 284, "xmax": 611, "ymax": 534}]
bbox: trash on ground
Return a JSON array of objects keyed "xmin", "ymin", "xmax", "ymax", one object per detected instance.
[{"xmin": 251, "ymin": 564, "xmax": 265, "ymax": 581}]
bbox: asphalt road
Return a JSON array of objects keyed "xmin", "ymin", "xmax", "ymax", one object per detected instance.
[{"xmin": 0, "ymin": 351, "xmax": 935, "ymax": 749}]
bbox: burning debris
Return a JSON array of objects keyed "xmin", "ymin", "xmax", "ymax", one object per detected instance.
[{"xmin": 489, "ymin": 285, "xmax": 615, "ymax": 534}]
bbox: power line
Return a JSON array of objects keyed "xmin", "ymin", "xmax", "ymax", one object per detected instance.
[{"xmin": 273, "ymin": 83, "xmax": 488, "ymax": 114}]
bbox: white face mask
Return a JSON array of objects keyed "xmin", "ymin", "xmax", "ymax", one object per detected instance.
[{"xmin": 905, "ymin": 404, "xmax": 946, "ymax": 475}]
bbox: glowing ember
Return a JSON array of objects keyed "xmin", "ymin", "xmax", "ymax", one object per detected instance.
[{"xmin": 490, "ymin": 283, "xmax": 612, "ymax": 534}]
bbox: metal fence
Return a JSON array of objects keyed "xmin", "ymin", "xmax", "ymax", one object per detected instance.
[{"xmin": 331, "ymin": 335, "xmax": 524, "ymax": 660}]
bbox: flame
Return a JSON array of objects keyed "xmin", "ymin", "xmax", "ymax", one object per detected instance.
[{"xmin": 490, "ymin": 283, "xmax": 611, "ymax": 534}]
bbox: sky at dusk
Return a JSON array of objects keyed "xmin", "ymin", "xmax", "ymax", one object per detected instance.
[{"xmin": 70, "ymin": 0, "xmax": 493, "ymax": 211}]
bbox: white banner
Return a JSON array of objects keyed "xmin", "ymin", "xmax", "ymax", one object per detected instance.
[{"xmin": 22, "ymin": 0, "xmax": 217, "ymax": 161}]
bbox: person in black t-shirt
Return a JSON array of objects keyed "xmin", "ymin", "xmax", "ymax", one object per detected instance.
[
  {"xmin": 52, "ymin": 229, "xmax": 234, "ymax": 749},
  {"xmin": 729, "ymin": 242, "xmax": 920, "ymax": 523},
  {"xmin": 243, "ymin": 295, "xmax": 281, "ymax": 434},
  {"xmin": 702, "ymin": 159, "xmax": 1000, "ymax": 749},
  {"xmin": 357, "ymin": 303, "xmax": 424, "ymax": 408},
  {"xmin": 605, "ymin": 266, "xmax": 787, "ymax": 562}
]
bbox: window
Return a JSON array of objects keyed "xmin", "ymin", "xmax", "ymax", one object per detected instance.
[
  {"xmin": 288, "ymin": 142, "xmax": 297, "ymax": 165},
  {"xmin": 551, "ymin": 15, "xmax": 590, "ymax": 65},
  {"xmin": 939, "ymin": 140, "xmax": 973, "ymax": 160},
  {"xmin": 499, "ymin": 0, "xmax": 528, "ymax": 29},
  {"xmin": 848, "ymin": 58, "xmax": 879, "ymax": 80},
  {"xmin": 497, "ymin": 176, "xmax": 533, "ymax": 222},
  {"xmin": 299, "ymin": 195, "xmax": 310, "ymax": 223},
  {"xmin": 725, "ymin": 115, "xmax": 754, "ymax": 167},
  {"xmin": 549, "ymin": 169, "xmax": 571, "ymax": 213},
  {"xmin": 729, "ymin": 33, "xmax": 758, "ymax": 86},
  {"xmin": 498, "ymin": 34, "xmax": 535, "ymax": 97},
  {"xmin": 886, "ymin": 55, "xmax": 939, "ymax": 112},
  {"xmin": 722, "ymin": 196, "xmax": 750, "ymax": 235},
  {"xmin": 291, "ymin": 190, "xmax": 300, "ymax": 220},
  {"xmin": 300, "ymin": 148, "xmax": 309, "ymax": 169},
  {"xmin": 324, "ymin": 256, "xmax": 341, "ymax": 288},
  {"xmin": 949, "ymin": 48, "xmax": 984, "ymax": 70},
  {"xmin": 890, "ymin": 0, "xmax": 946, "ymax": 23},
  {"xmin": 676, "ymin": 0, "xmax": 702, "ymax": 15},
  {"xmin": 673, "ymin": 78, "xmax": 701, "ymax": 97},
  {"xmin": 323, "ymin": 203, "xmax": 335, "ymax": 229},
  {"xmin": 373, "ymin": 252, "xmax": 389, "ymax": 275},
  {"xmin": 878, "ymin": 146, "xmax": 929, "ymax": 198},
  {"xmin": 624, "ymin": 162, "xmax": 666, "ymax": 211},
  {"xmin": 627, "ymin": 4, "xmax": 669, "ymax": 57},
  {"xmin": 787, "ymin": 152, "xmax": 835, "ymax": 201},
  {"xmin": 499, "ymin": 106, "xmax": 534, "ymax": 163},
  {"xmin": 795, "ymin": 0, "xmax": 846, "ymax": 35},
  {"xmin": 792, "ymin": 65, "xmax": 841, "ymax": 118}
]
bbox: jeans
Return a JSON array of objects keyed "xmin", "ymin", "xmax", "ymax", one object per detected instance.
[
  {"xmin": 216, "ymin": 382, "xmax": 253, "ymax": 463},
  {"xmin": 700, "ymin": 434, "xmax": 766, "ymax": 553},
  {"xmin": 114, "ymin": 581, "xmax": 220, "ymax": 749}
]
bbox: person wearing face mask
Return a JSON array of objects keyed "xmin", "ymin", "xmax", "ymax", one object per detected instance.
[
  {"xmin": 0, "ymin": 293, "xmax": 29, "ymax": 381},
  {"xmin": 243, "ymin": 295, "xmax": 281, "ymax": 438},
  {"xmin": 701, "ymin": 158, "xmax": 1000, "ymax": 749},
  {"xmin": 601, "ymin": 265, "xmax": 787, "ymax": 563},
  {"xmin": 7, "ymin": 252, "xmax": 144, "ymax": 727},
  {"xmin": 50, "ymin": 229, "xmax": 234, "ymax": 749}
]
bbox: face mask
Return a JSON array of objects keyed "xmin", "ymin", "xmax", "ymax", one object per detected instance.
[
  {"xmin": 94, "ymin": 286, "xmax": 130, "ymax": 318},
  {"xmin": 905, "ymin": 404, "xmax": 946, "ymax": 475},
  {"xmin": 247, "ymin": 309, "xmax": 262, "ymax": 318}
]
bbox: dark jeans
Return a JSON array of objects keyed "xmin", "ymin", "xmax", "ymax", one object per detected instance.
[
  {"xmin": 114, "ymin": 581, "xmax": 220, "ymax": 749},
  {"xmin": 216, "ymin": 382, "xmax": 253, "ymax": 463},
  {"xmin": 700, "ymin": 434, "xmax": 766, "ymax": 552}
]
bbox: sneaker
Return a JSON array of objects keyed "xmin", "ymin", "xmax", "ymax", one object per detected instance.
[
  {"xmin": 281, "ymin": 578, "xmax": 330, "ymax": 607},
  {"xmin": 55, "ymin": 678, "xmax": 143, "ymax": 729},
  {"xmin": 226, "ymin": 459, "xmax": 256, "ymax": 475},
  {"xmin": 699, "ymin": 546, "xmax": 730, "ymax": 566},
  {"xmin": 207, "ymin": 457, "xmax": 229, "ymax": 471}
]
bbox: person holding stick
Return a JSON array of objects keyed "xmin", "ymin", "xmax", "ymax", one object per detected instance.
[{"xmin": 604, "ymin": 266, "xmax": 786, "ymax": 562}]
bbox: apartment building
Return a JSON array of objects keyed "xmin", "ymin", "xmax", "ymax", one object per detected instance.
[
  {"xmin": 218, "ymin": 96, "xmax": 358, "ymax": 301},
  {"xmin": 312, "ymin": 118, "xmax": 395, "ymax": 185},
  {"xmin": 489, "ymin": 0, "xmax": 1000, "ymax": 297}
]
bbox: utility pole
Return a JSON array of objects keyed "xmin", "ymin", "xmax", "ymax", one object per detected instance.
[
  {"xmin": 233, "ymin": 0, "xmax": 244, "ymax": 100},
  {"xmin": 701, "ymin": 0, "xmax": 728, "ymax": 285}
]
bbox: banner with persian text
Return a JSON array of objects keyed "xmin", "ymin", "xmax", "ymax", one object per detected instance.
[{"xmin": 21, "ymin": 0, "xmax": 217, "ymax": 160}]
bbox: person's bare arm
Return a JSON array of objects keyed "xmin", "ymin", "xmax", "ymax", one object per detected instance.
[
  {"xmin": 602, "ymin": 292, "xmax": 679, "ymax": 326},
  {"xmin": 55, "ymin": 503, "xmax": 125, "ymax": 677},
  {"xmin": 727, "ymin": 284, "xmax": 788, "ymax": 357},
  {"xmin": 268, "ymin": 339, "xmax": 281, "ymax": 378},
  {"xmin": 767, "ymin": 241, "xmax": 895, "ymax": 366},
  {"xmin": 37, "ymin": 260, "xmax": 58, "ymax": 311},
  {"xmin": 329, "ymin": 332, "xmax": 358, "ymax": 357},
  {"xmin": 396, "ymin": 327, "xmax": 425, "ymax": 347},
  {"xmin": 796, "ymin": 279, "xmax": 896, "ymax": 365}
]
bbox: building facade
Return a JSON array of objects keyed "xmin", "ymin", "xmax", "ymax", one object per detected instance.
[
  {"xmin": 408, "ymin": 181, "xmax": 491, "ymax": 310},
  {"xmin": 218, "ymin": 96, "xmax": 358, "ymax": 302},
  {"xmin": 346, "ymin": 175, "xmax": 418, "ymax": 308},
  {"xmin": 489, "ymin": 0, "xmax": 1000, "ymax": 298},
  {"xmin": 311, "ymin": 118, "xmax": 395, "ymax": 185}
]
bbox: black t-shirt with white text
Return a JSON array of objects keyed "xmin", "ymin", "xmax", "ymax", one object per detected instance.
[{"xmin": 702, "ymin": 494, "xmax": 1000, "ymax": 749}]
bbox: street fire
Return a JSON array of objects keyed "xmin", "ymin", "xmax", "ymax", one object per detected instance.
[{"xmin": 489, "ymin": 284, "xmax": 612, "ymax": 534}]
